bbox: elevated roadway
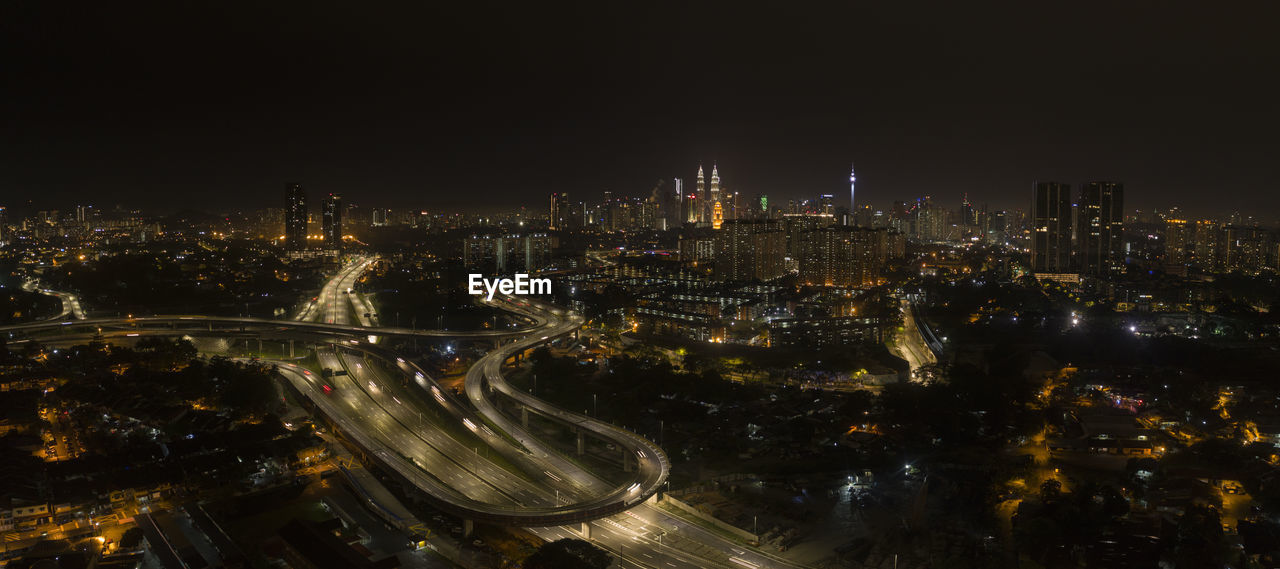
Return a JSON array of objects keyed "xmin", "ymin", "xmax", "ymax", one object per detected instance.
[{"xmin": 4, "ymin": 259, "xmax": 807, "ymax": 567}]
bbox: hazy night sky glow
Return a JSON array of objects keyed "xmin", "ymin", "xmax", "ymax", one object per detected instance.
[{"xmin": 4, "ymin": 3, "xmax": 1278, "ymax": 216}]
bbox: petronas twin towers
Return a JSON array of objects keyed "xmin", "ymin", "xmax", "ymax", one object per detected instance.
[{"xmin": 686, "ymin": 164, "xmax": 723, "ymax": 226}]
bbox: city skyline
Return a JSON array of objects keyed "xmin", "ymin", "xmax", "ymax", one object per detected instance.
[{"xmin": 7, "ymin": 5, "xmax": 1280, "ymax": 568}]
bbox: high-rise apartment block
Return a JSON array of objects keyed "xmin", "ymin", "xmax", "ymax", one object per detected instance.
[
  {"xmin": 1078, "ymin": 182, "xmax": 1125, "ymax": 277},
  {"xmin": 285, "ymin": 184, "xmax": 308, "ymax": 249},
  {"xmin": 322, "ymin": 193, "xmax": 342, "ymax": 249},
  {"xmin": 714, "ymin": 219, "xmax": 786, "ymax": 282},
  {"xmin": 1031, "ymin": 182, "xmax": 1073, "ymax": 274}
]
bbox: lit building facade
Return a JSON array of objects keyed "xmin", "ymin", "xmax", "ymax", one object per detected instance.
[
  {"xmin": 714, "ymin": 219, "xmax": 786, "ymax": 282},
  {"xmin": 1077, "ymin": 181, "xmax": 1125, "ymax": 277},
  {"xmin": 285, "ymin": 184, "xmax": 308, "ymax": 250},
  {"xmin": 1031, "ymin": 182, "xmax": 1072, "ymax": 274},
  {"xmin": 321, "ymin": 193, "xmax": 342, "ymax": 249}
]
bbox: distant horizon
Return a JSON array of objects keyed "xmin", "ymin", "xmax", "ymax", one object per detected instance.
[{"xmin": 3, "ymin": 178, "xmax": 1276, "ymax": 226}]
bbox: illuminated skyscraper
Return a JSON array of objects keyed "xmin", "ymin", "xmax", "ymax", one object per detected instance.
[
  {"xmin": 549, "ymin": 192, "xmax": 569, "ymax": 230},
  {"xmin": 285, "ymin": 184, "xmax": 308, "ymax": 249},
  {"xmin": 694, "ymin": 165, "xmax": 705, "ymax": 222},
  {"xmin": 849, "ymin": 164, "xmax": 856, "ymax": 224},
  {"xmin": 710, "ymin": 164, "xmax": 721, "ymax": 204},
  {"xmin": 322, "ymin": 193, "xmax": 343, "ymax": 249},
  {"xmin": 960, "ymin": 193, "xmax": 976, "ymax": 227},
  {"xmin": 712, "ymin": 200, "xmax": 724, "ymax": 229},
  {"xmin": 819, "ymin": 194, "xmax": 835, "ymax": 215},
  {"xmin": 1077, "ymin": 182, "xmax": 1125, "ymax": 277},
  {"xmin": 672, "ymin": 178, "xmax": 683, "ymax": 227},
  {"xmin": 1163, "ymin": 218, "xmax": 1189, "ymax": 266},
  {"xmin": 1031, "ymin": 182, "xmax": 1072, "ymax": 273}
]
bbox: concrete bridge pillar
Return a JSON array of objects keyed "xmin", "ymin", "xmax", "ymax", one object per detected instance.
[
  {"xmin": 493, "ymin": 338, "xmax": 502, "ymax": 350},
  {"xmin": 288, "ymin": 340, "xmax": 295, "ymax": 358},
  {"xmin": 579, "ymin": 521, "xmax": 591, "ymax": 539},
  {"xmin": 576, "ymin": 431, "xmax": 585, "ymax": 455},
  {"xmin": 463, "ymin": 519, "xmax": 474, "ymax": 537},
  {"xmin": 521, "ymin": 406, "xmax": 529, "ymax": 429}
]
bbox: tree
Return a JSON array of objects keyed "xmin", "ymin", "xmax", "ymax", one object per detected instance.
[
  {"xmin": 1173, "ymin": 504, "xmax": 1231, "ymax": 568},
  {"xmin": 524, "ymin": 538, "xmax": 612, "ymax": 569},
  {"xmin": 1038, "ymin": 479, "xmax": 1062, "ymax": 503},
  {"xmin": 1238, "ymin": 519, "xmax": 1280, "ymax": 559}
]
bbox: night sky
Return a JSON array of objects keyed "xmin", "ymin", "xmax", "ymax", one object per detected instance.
[{"xmin": 4, "ymin": 3, "xmax": 1278, "ymax": 216}]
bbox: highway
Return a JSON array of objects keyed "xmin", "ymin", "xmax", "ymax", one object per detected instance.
[
  {"xmin": 6, "ymin": 258, "xmax": 811, "ymax": 568},
  {"xmin": 894, "ymin": 297, "xmax": 937, "ymax": 374},
  {"xmin": 296, "ymin": 261, "xmax": 805, "ymax": 568},
  {"xmin": 22, "ymin": 280, "xmax": 87, "ymax": 321},
  {"xmin": 0, "ymin": 314, "xmax": 544, "ymax": 340},
  {"xmin": 471, "ymin": 298, "xmax": 808, "ymax": 569},
  {"xmin": 297, "ymin": 255, "xmax": 377, "ymax": 324}
]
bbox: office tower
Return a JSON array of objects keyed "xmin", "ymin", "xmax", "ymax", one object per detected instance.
[
  {"xmin": 1031, "ymin": 182, "xmax": 1072, "ymax": 273},
  {"xmin": 641, "ymin": 196, "xmax": 661, "ymax": 230},
  {"xmin": 990, "ymin": 210, "xmax": 1009, "ymax": 233},
  {"xmin": 915, "ymin": 196, "xmax": 949, "ymax": 241},
  {"xmin": 321, "ymin": 193, "xmax": 343, "ymax": 249},
  {"xmin": 285, "ymin": 184, "xmax": 308, "ymax": 249},
  {"xmin": 960, "ymin": 194, "xmax": 976, "ymax": 227},
  {"xmin": 715, "ymin": 219, "xmax": 787, "ymax": 282},
  {"xmin": 712, "ymin": 200, "xmax": 724, "ymax": 229},
  {"xmin": 758, "ymin": 195, "xmax": 768, "ymax": 218},
  {"xmin": 1163, "ymin": 218, "xmax": 1189, "ymax": 266},
  {"xmin": 818, "ymin": 194, "xmax": 835, "ymax": 216},
  {"xmin": 1077, "ymin": 181, "xmax": 1125, "ymax": 277},
  {"xmin": 672, "ymin": 178, "xmax": 684, "ymax": 226},
  {"xmin": 550, "ymin": 192, "xmax": 570, "ymax": 230}
]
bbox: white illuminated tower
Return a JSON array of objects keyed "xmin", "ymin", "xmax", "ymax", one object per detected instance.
[
  {"xmin": 694, "ymin": 165, "xmax": 705, "ymax": 222},
  {"xmin": 710, "ymin": 164, "xmax": 721, "ymax": 223},
  {"xmin": 710, "ymin": 164, "xmax": 721, "ymax": 203},
  {"xmin": 849, "ymin": 163, "xmax": 857, "ymax": 225}
]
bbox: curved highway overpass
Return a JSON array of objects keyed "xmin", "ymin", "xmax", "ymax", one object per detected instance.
[
  {"xmin": 0, "ymin": 313, "xmax": 544, "ymax": 341},
  {"xmin": 467, "ymin": 298, "xmax": 669, "ymax": 502},
  {"xmin": 4, "ymin": 259, "xmax": 803, "ymax": 567},
  {"xmin": 2, "ymin": 303, "xmax": 668, "ymax": 527}
]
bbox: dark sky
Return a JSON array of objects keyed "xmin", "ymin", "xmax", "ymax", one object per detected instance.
[{"xmin": 4, "ymin": 2, "xmax": 1278, "ymax": 216}]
